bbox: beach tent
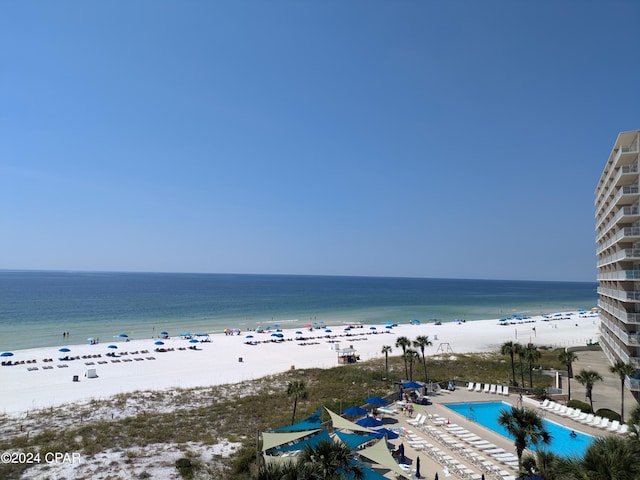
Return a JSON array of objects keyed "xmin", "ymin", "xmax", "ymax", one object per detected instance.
[
  {"xmin": 357, "ymin": 438, "xmax": 412, "ymax": 479},
  {"xmin": 261, "ymin": 429, "xmax": 321, "ymax": 452},
  {"xmin": 325, "ymin": 407, "xmax": 373, "ymax": 433},
  {"xmin": 272, "ymin": 408, "xmax": 323, "ymax": 432}
]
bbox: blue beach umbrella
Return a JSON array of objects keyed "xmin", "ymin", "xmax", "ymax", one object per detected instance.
[
  {"xmin": 1, "ymin": 352, "xmax": 13, "ymax": 357},
  {"xmin": 356, "ymin": 416, "xmax": 383, "ymax": 428},
  {"xmin": 374, "ymin": 427, "xmax": 399, "ymax": 439},
  {"xmin": 118, "ymin": 333, "xmax": 129, "ymax": 338},
  {"xmin": 365, "ymin": 396, "xmax": 388, "ymax": 406},
  {"xmin": 402, "ymin": 381, "xmax": 423, "ymax": 389},
  {"xmin": 189, "ymin": 339, "xmax": 199, "ymax": 343},
  {"xmin": 295, "ymin": 331, "xmax": 303, "ymax": 335},
  {"xmin": 107, "ymin": 345, "xmax": 118, "ymax": 349},
  {"xmin": 343, "ymin": 405, "xmax": 368, "ymax": 416},
  {"xmin": 325, "ymin": 329, "xmax": 332, "ymax": 333},
  {"xmin": 154, "ymin": 341, "xmax": 164, "ymax": 345},
  {"xmin": 385, "ymin": 325, "xmax": 393, "ymax": 329},
  {"xmin": 344, "ymin": 327, "xmax": 351, "ymax": 331},
  {"xmin": 369, "ymin": 326, "xmax": 376, "ymax": 330},
  {"xmin": 59, "ymin": 347, "xmax": 71, "ymax": 353},
  {"xmin": 160, "ymin": 331, "xmax": 168, "ymax": 335},
  {"xmin": 245, "ymin": 335, "xmax": 254, "ymax": 339}
]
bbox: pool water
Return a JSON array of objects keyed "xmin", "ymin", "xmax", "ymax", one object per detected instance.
[{"xmin": 444, "ymin": 401, "xmax": 594, "ymax": 458}]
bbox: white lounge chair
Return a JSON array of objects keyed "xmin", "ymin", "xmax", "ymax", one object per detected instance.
[
  {"xmin": 556, "ymin": 405, "xmax": 568, "ymax": 416},
  {"xmin": 483, "ymin": 383, "xmax": 490, "ymax": 393},
  {"xmin": 495, "ymin": 385, "xmax": 503, "ymax": 395},
  {"xmin": 543, "ymin": 401, "xmax": 557, "ymax": 411},
  {"xmin": 502, "ymin": 386, "xmax": 509, "ymax": 396},
  {"xmin": 598, "ymin": 418, "xmax": 610, "ymax": 429},
  {"xmin": 489, "ymin": 384, "xmax": 497, "ymax": 394},
  {"xmin": 618, "ymin": 424, "xmax": 630, "ymax": 435},
  {"xmin": 573, "ymin": 412, "xmax": 588, "ymax": 422},
  {"xmin": 561, "ymin": 407, "xmax": 575, "ymax": 417},
  {"xmin": 474, "ymin": 383, "xmax": 482, "ymax": 392},
  {"xmin": 467, "ymin": 382, "xmax": 475, "ymax": 391},
  {"xmin": 588, "ymin": 415, "xmax": 603, "ymax": 427},
  {"xmin": 580, "ymin": 413, "xmax": 594, "ymax": 424},
  {"xmin": 540, "ymin": 399, "xmax": 550, "ymax": 408},
  {"xmin": 608, "ymin": 420, "xmax": 620, "ymax": 432},
  {"xmin": 407, "ymin": 413, "xmax": 423, "ymax": 425}
]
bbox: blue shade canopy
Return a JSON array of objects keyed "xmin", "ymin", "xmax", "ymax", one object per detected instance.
[
  {"xmin": 334, "ymin": 431, "xmax": 375, "ymax": 449},
  {"xmin": 271, "ymin": 430, "xmax": 331, "ymax": 452},
  {"xmin": 1, "ymin": 352, "xmax": 14, "ymax": 357},
  {"xmin": 272, "ymin": 408, "xmax": 323, "ymax": 432},
  {"xmin": 189, "ymin": 339, "xmax": 199, "ymax": 343},
  {"xmin": 108, "ymin": 345, "xmax": 118, "ymax": 349},
  {"xmin": 343, "ymin": 406, "xmax": 368, "ymax": 416},
  {"xmin": 59, "ymin": 347, "xmax": 70, "ymax": 352},
  {"xmin": 373, "ymin": 427, "xmax": 399, "ymax": 439},
  {"xmin": 365, "ymin": 396, "xmax": 388, "ymax": 406},
  {"xmin": 154, "ymin": 341, "xmax": 164, "ymax": 345},
  {"xmin": 160, "ymin": 331, "xmax": 168, "ymax": 335}
]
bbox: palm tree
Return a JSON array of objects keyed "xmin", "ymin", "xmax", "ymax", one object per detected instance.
[
  {"xmin": 525, "ymin": 343, "xmax": 542, "ymax": 388},
  {"xmin": 381, "ymin": 345, "xmax": 392, "ymax": 380},
  {"xmin": 521, "ymin": 450, "xmax": 574, "ymax": 480},
  {"xmin": 501, "ymin": 341, "xmax": 518, "ymax": 386},
  {"xmin": 299, "ymin": 439, "xmax": 365, "ymax": 480},
  {"xmin": 497, "ymin": 406, "xmax": 551, "ymax": 473},
  {"xmin": 413, "ymin": 335, "xmax": 432, "ymax": 383},
  {"xmin": 557, "ymin": 349, "xmax": 578, "ymax": 401},
  {"xmin": 286, "ymin": 380, "xmax": 307, "ymax": 425},
  {"xmin": 404, "ymin": 349, "xmax": 420, "ymax": 381},
  {"xmin": 516, "ymin": 343, "xmax": 526, "ymax": 387},
  {"xmin": 627, "ymin": 404, "xmax": 640, "ymax": 440},
  {"xmin": 395, "ymin": 336, "xmax": 411, "ymax": 380},
  {"xmin": 578, "ymin": 435, "xmax": 640, "ymax": 480},
  {"xmin": 574, "ymin": 369, "xmax": 603, "ymax": 412},
  {"xmin": 610, "ymin": 359, "xmax": 636, "ymax": 423}
]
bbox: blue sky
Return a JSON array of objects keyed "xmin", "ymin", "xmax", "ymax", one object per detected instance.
[{"xmin": 1, "ymin": 2, "xmax": 639, "ymax": 282}]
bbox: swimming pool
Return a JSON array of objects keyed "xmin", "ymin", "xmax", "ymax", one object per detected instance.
[{"xmin": 444, "ymin": 401, "xmax": 594, "ymax": 458}]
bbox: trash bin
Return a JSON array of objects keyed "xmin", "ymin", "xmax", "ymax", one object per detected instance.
[
  {"xmin": 238, "ymin": 357, "xmax": 243, "ymax": 363},
  {"xmin": 72, "ymin": 375, "xmax": 79, "ymax": 382}
]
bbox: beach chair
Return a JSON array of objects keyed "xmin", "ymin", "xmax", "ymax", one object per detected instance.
[
  {"xmin": 618, "ymin": 424, "xmax": 630, "ymax": 435},
  {"xmin": 407, "ymin": 413, "xmax": 423, "ymax": 425},
  {"xmin": 495, "ymin": 385, "xmax": 502, "ymax": 395},
  {"xmin": 573, "ymin": 412, "xmax": 587, "ymax": 422},
  {"xmin": 483, "ymin": 383, "xmax": 490, "ymax": 393},
  {"xmin": 502, "ymin": 386, "xmax": 509, "ymax": 396},
  {"xmin": 608, "ymin": 420, "xmax": 620, "ymax": 432},
  {"xmin": 489, "ymin": 384, "xmax": 497, "ymax": 394},
  {"xmin": 467, "ymin": 382, "xmax": 475, "ymax": 391},
  {"xmin": 474, "ymin": 383, "xmax": 482, "ymax": 392},
  {"xmin": 580, "ymin": 413, "xmax": 594, "ymax": 424},
  {"xmin": 540, "ymin": 399, "xmax": 550, "ymax": 409},
  {"xmin": 561, "ymin": 407, "xmax": 575, "ymax": 417},
  {"xmin": 542, "ymin": 401, "xmax": 556, "ymax": 411},
  {"xmin": 588, "ymin": 415, "xmax": 603, "ymax": 427},
  {"xmin": 598, "ymin": 418, "xmax": 610, "ymax": 429}
]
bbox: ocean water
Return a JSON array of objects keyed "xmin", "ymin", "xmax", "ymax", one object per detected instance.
[{"xmin": 0, "ymin": 271, "xmax": 598, "ymax": 351}]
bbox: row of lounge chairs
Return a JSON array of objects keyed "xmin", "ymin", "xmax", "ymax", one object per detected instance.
[
  {"xmin": 467, "ymin": 382, "xmax": 510, "ymax": 396},
  {"xmin": 540, "ymin": 399, "xmax": 630, "ymax": 434},
  {"xmin": 403, "ymin": 414, "xmax": 516, "ymax": 480}
]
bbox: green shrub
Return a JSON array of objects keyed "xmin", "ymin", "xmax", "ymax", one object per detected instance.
[
  {"xmin": 175, "ymin": 457, "xmax": 195, "ymax": 479},
  {"xmin": 596, "ymin": 408, "xmax": 621, "ymax": 421},
  {"xmin": 567, "ymin": 399, "xmax": 592, "ymax": 413}
]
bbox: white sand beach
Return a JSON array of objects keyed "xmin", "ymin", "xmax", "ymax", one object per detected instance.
[{"xmin": 0, "ymin": 311, "xmax": 599, "ymax": 415}]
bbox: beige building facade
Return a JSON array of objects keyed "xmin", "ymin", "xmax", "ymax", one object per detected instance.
[{"xmin": 595, "ymin": 129, "xmax": 640, "ymax": 398}]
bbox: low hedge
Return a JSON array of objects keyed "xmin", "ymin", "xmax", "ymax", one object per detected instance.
[
  {"xmin": 567, "ymin": 399, "xmax": 592, "ymax": 414},
  {"xmin": 595, "ymin": 408, "xmax": 621, "ymax": 422}
]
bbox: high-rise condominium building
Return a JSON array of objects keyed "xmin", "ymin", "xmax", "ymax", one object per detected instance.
[{"xmin": 595, "ymin": 129, "xmax": 640, "ymax": 398}]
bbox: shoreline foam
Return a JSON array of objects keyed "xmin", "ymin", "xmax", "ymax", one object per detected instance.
[{"xmin": 0, "ymin": 311, "xmax": 599, "ymax": 415}]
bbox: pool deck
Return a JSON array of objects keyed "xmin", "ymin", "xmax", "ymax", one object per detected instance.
[{"xmin": 382, "ymin": 379, "xmax": 625, "ymax": 480}]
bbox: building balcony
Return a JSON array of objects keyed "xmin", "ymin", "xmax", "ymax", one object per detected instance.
[
  {"xmin": 598, "ymin": 270, "xmax": 640, "ymax": 281},
  {"xmin": 598, "ymin": 286, "xmax": 640, "ymax": 302},
  {"xmin": 597, "ymin": 248, "xmax": 640, "ymax": 267}
]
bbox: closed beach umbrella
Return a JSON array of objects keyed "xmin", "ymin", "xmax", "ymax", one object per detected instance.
[
  {"xmin": 416, "ymin": 457, "xmax": 421, "ymax": 478},
  {"xmin": 1, "ymin": 352, "xmax": 13, "ymax": 357},
  {"xmin": 399, "ymin": 443, "xmax": 405, "ymax": 464},
  {"xmin": 59, "ymin": 347, "xmax": 71, "ymax": 353},
  {"xmin": 107, "ymin": 345, "xmax": 118, "ymax": 349},
  {"xmin": 154, "ymin": 341, "xmax": 164, "ymax": 345}
]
